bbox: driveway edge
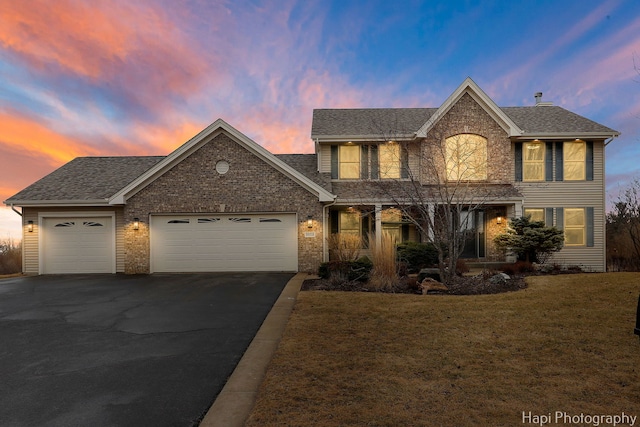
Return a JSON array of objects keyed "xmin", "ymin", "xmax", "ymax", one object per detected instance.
[{"xmin": 199, "ymin": 272, "xmax": 306, "ymax": 427}]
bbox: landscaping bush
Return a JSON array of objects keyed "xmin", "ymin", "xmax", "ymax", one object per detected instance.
[
  {"xmin": 318, "ymin": 257, "xmax": 372, "ymax": 283},
  {"xmin": 0, "ymin": 239, "xmax": 21, "ymax": 275},
  {"xmin": 396, "ymin": 242, "xmax": 439, "ymax": 272},
  {"xmin": 500, "ymin": 261, "xmax": 534, "ymax": 275},
  {"xmin": 368, "ymin": 233, "xmax": 398, "ymax": 291}
]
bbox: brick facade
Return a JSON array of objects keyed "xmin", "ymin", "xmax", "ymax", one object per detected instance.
[
  {"xmin": 123, "ymin": 132, "xmax": 324, "ymax": 274},
  {"xmin": 421, "ymin": 92, "xmax": 512, "ymax": 184}
]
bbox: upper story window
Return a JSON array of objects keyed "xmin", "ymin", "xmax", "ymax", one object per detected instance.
[
  {"xmin": 564, "ymin": 140, "xmax": 586, "ymax": 180},
  {"xmin": 331, "ymin": 143, "xmax": 407, "ymax": 180},
  {"xmin": 339, "ymin": 144, "xmax": 360, "ymax": 179},
  {"xmin": 445, "ymin": 134, "xmax": 487, "ymax": 181},
  {"xmin": 379, "ymin": 143, "xmax": 401, "ymax": 179},
  {"xmin": 523, "ymin": 142, "xmax": 545, "ymax": 181}
]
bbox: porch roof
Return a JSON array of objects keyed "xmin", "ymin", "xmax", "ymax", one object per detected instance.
[{"xmin": 330, "ymin": 181, "xmax": 523, "ymax": 204}]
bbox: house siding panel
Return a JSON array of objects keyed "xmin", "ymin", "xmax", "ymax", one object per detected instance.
[
  {"xmin": 320, "ymin": 144, "xmax": 331, "ymax": 173},
  {"xmin": 516, "ymin": 142, "xmax": 605, "ymax": 271}
]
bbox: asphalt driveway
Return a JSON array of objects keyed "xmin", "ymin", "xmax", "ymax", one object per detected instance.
[{"xmin": 0, "ymin": 273, "xmax": 293, "ymax": 427}]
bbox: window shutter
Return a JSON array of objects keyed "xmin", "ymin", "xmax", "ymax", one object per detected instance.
[
  {"xmin": 586, "ymin": 207, "xmax": 594, "ymax": 247},
  {"xmin": 401, "ymin": 146, "xmax": 409, "ymax": 179},
  {"xmin": 370, "ymin": 145, "xmax": 379, "ymax": 179},
  {"xmin": 514, "ymin": 143, "xmax": 523, "ymax": 181},
  {"xmin": 361, "ymin": 145, "xmax": 369, "ymax": 179},
  {"xmin": 555, "ymin": 143, "xmax": 563, "ymax": 181},
  {"xmin": 545, "ymin": 142, "xmax": 553, "ymax": 181},
  {"xmin": 330, "ymin": 210, "xmax": 339, "ymax": 234},
  {"xmin": 545, "ymin": 208, "xmax": 554, "ymax": 227},
  {"xmin": 331, "ymin": 146, "xmax": 338, "ymax": 179},
  {"xmin": 362, "ymin": 214, "xmax": 370, "ymax": 248},
  {"xmin": 556, "ymin": 208, "xmax": 564, "ymax": 229},
  {"xmin": 586, "ymin": 141, "xmax": 594, "ymax": 181}
]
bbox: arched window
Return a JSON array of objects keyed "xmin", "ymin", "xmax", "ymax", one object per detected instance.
[{"xmin": 445, "ymin": 134, "xmax": 487, "ymax": 181}]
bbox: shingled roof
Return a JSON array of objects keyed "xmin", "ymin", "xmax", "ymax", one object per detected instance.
[
  {"xmin": 5, "ymin": 156, "xmax": 164, "ymax": 203},
  {"xmin": 311, "ymin": 106, "xmax": 618, "ymax": 138}
]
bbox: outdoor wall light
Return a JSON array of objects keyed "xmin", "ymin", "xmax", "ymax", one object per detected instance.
[
  {"xmin": 27, "ymin": 220, "xmax": 33, "ymax": 233},
  {"xmin": 133, "ymin": 218, "xmax": 140, "ymax": 230},
  {"xmin": 307, "ymin": 215, "xmax": 313, "ymax": 229},
  {"xmin": 496, "ymin": 215, "xmax": 503, "ymax": 225}
]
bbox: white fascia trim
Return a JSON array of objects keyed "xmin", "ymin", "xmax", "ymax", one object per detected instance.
[
  {"xmin": 5, "ymin": 200, "xmax": 111, "ymax": 207},
  {"xmin": 110, "ymin": 119, "xmax": 336, "ymax": 204},
  {"xmin": 313, "ymin": 135, "xmax": 414, "ymax": 143},
  {"xmin": 513, "ymin": 132, "xmax": 621, "ymax": 140},
  {"xmin": 415, "ymin": 77, "xmax": 523, "ymax": 138}
]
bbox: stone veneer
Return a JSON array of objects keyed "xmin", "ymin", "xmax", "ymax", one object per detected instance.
[{"xmin": 123, "ymin": 132, "xmax": 324, "ymax": 274}]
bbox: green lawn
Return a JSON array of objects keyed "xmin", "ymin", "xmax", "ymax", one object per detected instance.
[{"xmin": 247, "ymin": 273, "xmax": 640, "ymax": 427}]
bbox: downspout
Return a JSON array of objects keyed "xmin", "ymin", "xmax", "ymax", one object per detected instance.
[
  {"xmin": 604, "ymin": 135, "xmax": 616, "ymax": 147},
  {"xmin": 10, "ymin": 204, "xmax": 22, "ymax": 217}
]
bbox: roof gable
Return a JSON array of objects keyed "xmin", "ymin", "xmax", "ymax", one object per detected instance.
[
  {"xmin": 415, "ymin": 77, "xmax": 523, "ymax": 138},
  {"xmin": 110, "ymin": 119, "xmax": 335, "ymax": 204}
]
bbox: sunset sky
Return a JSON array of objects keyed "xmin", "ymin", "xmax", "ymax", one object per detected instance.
[{"xmin": 1, "ymin": 0, "xmax": 640, "ymax": 239}]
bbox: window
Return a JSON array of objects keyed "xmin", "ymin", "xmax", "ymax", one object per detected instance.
[
  {"xmin": 523, "ymin": 142, "xmax": 545, "ymax": 181},
  {"xmin": 524, "ymin": 208, "xmax": 545, "ymax": 223},
  {"xmin": 445, "ymin": 134, "xmax": 487, "ymax": 181},
  {"xmin": 381, "ymin": 208, "xmax": 403, "ymax": 242},
  {"xmin": 564, "ymin": 141, "xmax": 586, "ymax": 180},
  {"xmin": 379, "ymin": 143, "xmax": 401, "ymax": 179},
  {"xmin": 564, "ymin": 208, "xmax": 585, "ymax": 246},
  {"xmin": 339, "ymin": 211, "xmax": 360, "ymax": 236},
  {"xmin": 339, "ymin": 145, "xmax": 360, "ymax": 179}
]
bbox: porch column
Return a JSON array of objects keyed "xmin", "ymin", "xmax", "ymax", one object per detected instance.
[{"xmin": 375, "ymin": 204, "xmax": 382, "ymax": 247}]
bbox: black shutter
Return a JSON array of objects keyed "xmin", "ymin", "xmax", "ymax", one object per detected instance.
[
  {"xmin": 330, "ymin": 210, "xmax": 339, "ymax": 234},
  {"xmin": 586, "ymin": 207, "xmax": 594, "ymax": 247},
  {"xmin": 586, "ymin": 141, "xmax": 594, "ymax": 181},
  {"xmin": 361, "ymin": 145, "xmax": 369, "ymax": 179},
  {"xmin": 555, "ymin": 142, "xmax": 563, "ymax": 181},
  {"xmin": 556, "ymin": 208, "xmax": 564, "ymax": 229},
  {"xmin": 515, "ymin": 143, "xmax": 523, "ymax": 181},
  {"xmin": 545, "ymin": 208, "xmax": 554, "ymax": 227},
  {"xmin": 370, "ymin": 145, "xmax": 379, "ymax": 179},
  {"xmin": 331, "ymin": 146, "xmax": 338, "ymax": 179},
  {"xmin": 545, "ymin": 142, "xmax": 553, "ymax": 181},
  {"xmin": 401, "ymin": 146, "xmax": 409, "ymax": 179}
]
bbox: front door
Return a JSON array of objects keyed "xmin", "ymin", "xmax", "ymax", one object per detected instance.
[{"xmin": 460, "ymin": 210, "xmax": 485, "ymax": 259}]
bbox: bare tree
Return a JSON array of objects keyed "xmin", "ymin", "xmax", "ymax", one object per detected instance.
[
  {"xmin": 607, "ymin": 179, "xmax": 640, "ymax": 270},
  {"xmin": 356, "ymin": 114, "xmax": 514, "ymax": 286}
]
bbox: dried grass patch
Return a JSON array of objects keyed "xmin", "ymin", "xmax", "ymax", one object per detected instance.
[{"xmin": 247, "ymin": 273, "xmax": 640, "ymax": 426}]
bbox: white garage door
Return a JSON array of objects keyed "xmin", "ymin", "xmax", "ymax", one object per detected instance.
[
  {"xmin": 151, "ymin": 214, "xmax": 298, "ymax": 272},
  {"xmin": 41, "ymin": 216, "xmax": 114, "ymax": 274}
]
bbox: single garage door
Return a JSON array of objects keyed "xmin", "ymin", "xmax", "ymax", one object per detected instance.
[
  {"xmin": 41, "ymin": 216, "xmax": 115, "ymax": 274},
  {"xmin": 151, "ymin": 214, "xmax": 298, "ymax": 272}
]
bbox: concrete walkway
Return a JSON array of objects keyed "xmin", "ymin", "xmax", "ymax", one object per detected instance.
[{"xmin": 199, "ymin": 272, "xmax": 306, "ymax": 427}]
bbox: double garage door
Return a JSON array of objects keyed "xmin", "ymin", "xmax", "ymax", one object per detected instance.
[{"xmin": 150, "ymin": 214, "xmax": 298, "ymax": 272}]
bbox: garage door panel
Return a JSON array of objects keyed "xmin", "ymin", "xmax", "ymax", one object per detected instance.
[
  {"xmin": 42, "ymin": 216, "xmax": 114, "ymax": 274},
  {"xmin": 151, "ymin": 214, "xmax": 297, "ymax": 272}
]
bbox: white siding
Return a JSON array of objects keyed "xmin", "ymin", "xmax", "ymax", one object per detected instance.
[{"xmin": 320, "ymin": 144, "xmax": 332, "ymax": 173}]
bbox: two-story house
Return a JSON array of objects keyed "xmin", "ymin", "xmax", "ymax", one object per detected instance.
[{"xmin": 5, "ymin": 78, "xmax": 618, "ymax": 274}]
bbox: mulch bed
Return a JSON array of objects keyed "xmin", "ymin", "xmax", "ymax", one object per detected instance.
[{"xmin": 302, "ymin": 274, "xmax": 527, "ymax": 295}]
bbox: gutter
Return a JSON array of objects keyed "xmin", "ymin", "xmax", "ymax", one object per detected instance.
[{"xmin": 10, "ymin": 204, "xmax": 22, "ymax": 217}]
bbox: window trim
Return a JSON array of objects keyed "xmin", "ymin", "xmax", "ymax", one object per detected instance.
[
  {"xmin": 563, "ymin": 140, "xmax": 586, "ymax": 181},
  {"xmin": 522, "ymin": 142, "xmax": 545, "ymax": 182},
  {"xmin": 445, "ymin": 134, "xmax": 488, "ymax": 182},
  {"xmin": 564, "ymin": 207, "xmax": 586, "ymax": 246}
]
